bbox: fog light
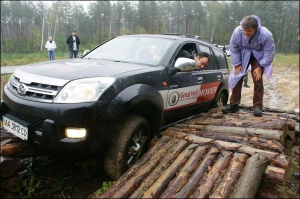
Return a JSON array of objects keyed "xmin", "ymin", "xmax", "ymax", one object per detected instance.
[{"xmin": 65, "ymin": 128, "xmax": 87, "ymax": 138}]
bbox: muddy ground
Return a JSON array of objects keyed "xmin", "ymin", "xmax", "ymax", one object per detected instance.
[{"xmin": 1, "ymin": 64, "xmax": 299, "ymax": 198}]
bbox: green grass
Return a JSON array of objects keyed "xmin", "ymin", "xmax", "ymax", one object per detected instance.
[
  {"xmin": 272, "ymin": 53, "xmax": 299, "ymax": 68},
  {"xmin": 227, "ymin": 53, "xmax": 299, "ymax": 68},
  {"xmin": 1, "ymin": 52, "xmax": 70, "ymax": 66}
]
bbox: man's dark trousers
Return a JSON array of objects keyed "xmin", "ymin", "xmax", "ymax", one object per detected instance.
[{"xmin": 229, "ymin": 58, "xmax": 264, "ymax": 108}]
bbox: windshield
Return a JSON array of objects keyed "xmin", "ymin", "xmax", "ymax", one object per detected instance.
[{"xmin": 84, "ymin": 36, "xmax": 174, "ymax": 66}]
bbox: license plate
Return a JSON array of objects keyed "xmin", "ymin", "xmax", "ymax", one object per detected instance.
[{"xmin": 2, "ymin": 116, "xmax": 28, "ymax": 140}]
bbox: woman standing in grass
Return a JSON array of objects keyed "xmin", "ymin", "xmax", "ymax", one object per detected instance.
[{"xmin": 45, "ymin": 37, "xmax": 57, "ymax": 60}]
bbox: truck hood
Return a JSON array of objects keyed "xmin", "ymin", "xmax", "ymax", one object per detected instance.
[{"xmin": 17, "ymin": 58, "xmax": 150, "ymax": 80}]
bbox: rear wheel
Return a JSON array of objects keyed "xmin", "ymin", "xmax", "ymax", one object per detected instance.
[
  {"xmin": 212, "ymin": 92, "xmax": 226, "ymax": 108},
  {"xmin": 103, "ymin": 115, "xmax": 149, "ymax": 180}
]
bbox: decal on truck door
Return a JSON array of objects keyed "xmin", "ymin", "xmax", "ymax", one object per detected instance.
[{"xmin": 159, "ymin": 81, "xmax": 221, "ymax": 111}]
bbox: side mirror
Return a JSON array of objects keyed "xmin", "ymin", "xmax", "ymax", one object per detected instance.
[
  {"xmin": 174, "ymin": 57, "xmax": 196, "ymax": 72},
  {"xmin": 83, "ymin": 50, "xmax": 90, "ymax": 56}
]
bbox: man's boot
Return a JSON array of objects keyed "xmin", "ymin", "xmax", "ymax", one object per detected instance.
[{"xmin": 222, "ymin": 104, "xmax": 239, "ymax": 113}]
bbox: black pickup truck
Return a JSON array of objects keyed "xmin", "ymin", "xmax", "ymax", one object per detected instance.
[{"xmin": 1, "ymin": 34, "xmax": 229, "ymax": 179}]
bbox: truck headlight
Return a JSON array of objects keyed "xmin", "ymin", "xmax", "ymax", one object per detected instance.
[{"xmin": 54, "ymin": 77, "xmax": 115, "ymax": 103}]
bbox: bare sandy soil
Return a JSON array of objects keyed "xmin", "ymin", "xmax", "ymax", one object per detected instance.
[{"xmin": 234, "ymin": 64, "xmax": 299, "ymax": 110}]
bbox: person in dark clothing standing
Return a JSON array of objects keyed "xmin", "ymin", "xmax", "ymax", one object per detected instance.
[{"xmin": 66, "ymin": 30, "xmax": 80, "ymax": 58}]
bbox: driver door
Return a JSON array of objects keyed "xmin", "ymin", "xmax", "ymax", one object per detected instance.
[{"xmin": 164, "ymin": 43, "xmax": 205, "ymax": 124}]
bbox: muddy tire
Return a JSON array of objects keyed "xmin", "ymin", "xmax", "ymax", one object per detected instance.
[
  {"xmin": 212, "ymin": 92, "xmax": 226, "ymax": 108},
  {"xmin": 103, "ymin": 115, "xmax": 149, "ymax": 180}
]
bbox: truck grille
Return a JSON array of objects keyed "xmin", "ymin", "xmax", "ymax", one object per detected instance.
[
  {"xmin": 8, "ymin": 108, "xmax": 44, "ymax": 131},
  {"xmin": 8, "ymin": 75, "xmax": 64, "ymax": 103}
]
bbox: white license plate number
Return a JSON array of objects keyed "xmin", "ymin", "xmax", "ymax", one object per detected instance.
[{"xmin": 2, "ymin": 116, "xmax": 28, "ymax": 140}]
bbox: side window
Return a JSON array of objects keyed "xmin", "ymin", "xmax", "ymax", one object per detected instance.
[
  {"xmin": 198, "ymin": 45, "xmax": 214, "ymax": 70},
  {"xmin": 212, "ymin": 48, "xmax": 228, "ymax": 69}
]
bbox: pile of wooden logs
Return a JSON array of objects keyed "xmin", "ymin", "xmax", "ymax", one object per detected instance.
[
  {"xmin": 98, "ymin": 106, "xmax": 299, "ymax": 198},
  {"xmin": 1, "ymin": 131, "xmax": 33, "ymax": 178}
]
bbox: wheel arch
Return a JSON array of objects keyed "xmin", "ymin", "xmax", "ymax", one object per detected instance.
[{"xmin": 106, "ymin": 84, "xmax": 164, "ymax": 138}]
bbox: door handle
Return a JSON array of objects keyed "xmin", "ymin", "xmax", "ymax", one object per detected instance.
[
  {"xmin": 198, "ymin": 77, "xmax": 203, "ymax": 84},
  {"xmin": 217, "ymin": 75, "xmax": 221, "ymax": 81}
]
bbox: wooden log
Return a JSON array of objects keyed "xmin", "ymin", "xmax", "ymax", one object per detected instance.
[
  {"xmin": 129, "ymin": 139, "xmax": 189, "ymax": 198},
  {"xmin": 210, "ymin": 153, "xmax": 249, "ymax": 198},
  {"xmin": 163, "ymin": 130, "xmax": 212, "ymax": 145},
  {"xmin": 99, "ymin": 136, "xmax": 171, "ymax": 198},
  {"xmin": 248, "ymin": 137, "xmax": 284, "ymax": 153},
  {"xmin": 255, "ymin": 188, "xmax": 280, "ymax": 198},
  {"xmin": 184, "ymin": 134, "xmax": 290, "ymax": 169},
  {"xmin": 167, "ymin": 127, "xmax": 285, "ymax": 154},
  {"xmin": 167, "ymin": 126, "xmax": 186, "ymax": 132},
  {"xmin": 191, "ymin": 151, "xmax": 233, "ymax": 198},
  {"xmin": 175, "ymin": 120, "xmax": 285, "ymax": 131},
  {"xmin": 154, "ymin": 145, "xmax": 209, "ymax": 198},
  {"xmin": 263, "ymin": 165, "xmax": 286, "ymax": 184},
  {"xmin": 206, "ymin": 125, "xmax": 286, "ymax": 145},
  {"xmin": 163, "ymin": 131, "xmax": 289, "ymax": 168},
  {"xmin": 173, "ymin": 124, "xmax": 287, "ymax": 145},
  {"xmin": 110, "ymin": 139, "xmax": 173, "ymax": 199},
  {"xmin": 173, "ymin": 147, "xmax": 220, "ymax": 198},
  {"xmin": 1, "ymin": 155, "xmax": 17, "ymax": 177},
  {"xmin": 229, "ymin": 153, "xmax": 268, "ymax": 198},
  {"xmin": 1, "ymin": 142, "xmax": 33, "ymax": 157},
  {"xmin": 142, "ymin": 144, "xmax": 208, "ymax": 198}
]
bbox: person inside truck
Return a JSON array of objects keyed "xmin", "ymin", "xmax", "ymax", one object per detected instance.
[{"xmin": 175, "ymin": 52, "xmax": 210, "ymax": 71}]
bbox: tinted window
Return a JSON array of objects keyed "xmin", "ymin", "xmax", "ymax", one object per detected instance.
[
  {"xmin": 198, "ymin": 45, "xmax": 214, "ymax": 70},
  {"xmin": 212, "ymin": 48, "xmax": 228, "ymax": 69},
  {"xmin": 84, "ymin": 37, "xmax": 174, "ymax": 66}
]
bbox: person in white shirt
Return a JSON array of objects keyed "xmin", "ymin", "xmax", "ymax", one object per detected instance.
[{"xmin": 45, "ymin": 37, "xmax": 57, "ymax": 60}]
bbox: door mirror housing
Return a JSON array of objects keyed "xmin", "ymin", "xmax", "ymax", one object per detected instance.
[
  {"xmin": 83, "ymin": 50, "xmax": 90, "ymax": 56},
  {"xmin": 174, "ymin": 57, "xmax": 196, "ymax": 72}
]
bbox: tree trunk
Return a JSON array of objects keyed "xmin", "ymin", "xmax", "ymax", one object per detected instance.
[
  {"xmin": 172, "ymin": 147, "xmax": 220, "ymax": 198},
  {"xmin": 40, "ymin": 6, "xmax": 46, "ymax": 52},
  {"xmin": 210, "ymin": 153, "xmax": 249, "ymax": 198},
  {"xmin": 229, "ymin": 154, "xmax": 268, "ymax": 198},
  {"xmin": 99, "ymin": 136, "xmax": 171, "ymax": 198},
  {"xmin": 142, "ymin": 144, "xmax": 207, "ymax": 198},
  {"xmin": 129, "ymin": 139, "xmax": 189, "ymax": 198},
  {"xmin": 150, "ymin": 145, "xmax": 209, "ymax": 198},
  {"xmin": 192, "ymin": 151, "xmax": 232, "ymax": 198}
]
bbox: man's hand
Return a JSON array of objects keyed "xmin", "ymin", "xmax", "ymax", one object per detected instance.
[
  {"xmin": 234, "ymin": 65, "xmax": 242, "ymax": 75},
  {"xmin": 253, "ymin": 67, "xmax": 262, "ymax": 81}
]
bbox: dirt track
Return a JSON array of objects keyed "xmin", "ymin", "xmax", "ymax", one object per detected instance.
[{"xmin": 239, "ymin": 64, "xmax": 299, "ymax": 110}]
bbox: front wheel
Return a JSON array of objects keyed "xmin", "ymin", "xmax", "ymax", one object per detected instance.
[
  {"xmin": 212, "ymin": 92, "xmax": 226, "ymax": 108},
  {"xmin": 103, "ymin": 115, "xmax": 149, "ymax": 180}
]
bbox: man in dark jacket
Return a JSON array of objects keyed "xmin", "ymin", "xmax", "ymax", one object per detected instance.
[{"xmin": 66, "ymin": 30, "xmax": 80, "ymax": 58}]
